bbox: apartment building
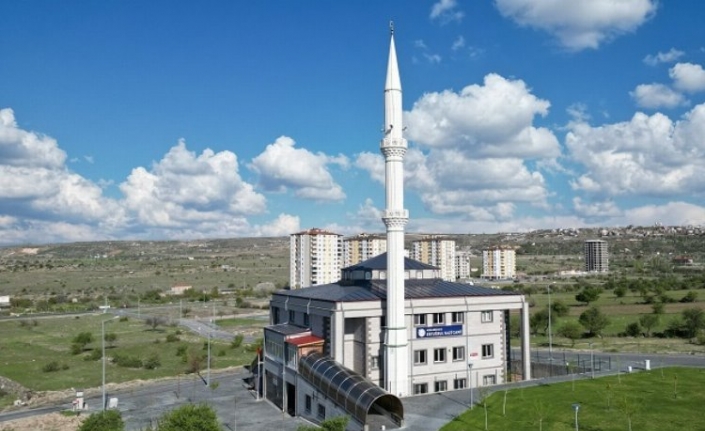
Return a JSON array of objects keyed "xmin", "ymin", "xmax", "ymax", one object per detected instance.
[{"xmin": 290, "ymin": 228, "xmax": 343, "ymax": 288}]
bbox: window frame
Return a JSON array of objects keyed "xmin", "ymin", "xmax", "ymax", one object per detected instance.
[
  {"xmin": 414, "ymin": 313, "xmax": 427, "ymax": 326},
  {"xmin": 453, "ymin": 378, "xmax": 467, "ymax": 390},
  {"xmin": 434, "ymin": 380, "xmax": 448, "ymax": 392},
  {"xmin": 482, "ymin": 343, "xmax": 494, "ymax": 359},
  {"xmin": 451, "ymin": 311, "xmax": 464, "ymax": 324},
  {"xmin": 433, "ymin": 348, "xmax": 446, "ymax": 363},
  {"xmin": 413, "ymin": 383, "xmax": 428, "ymax": 395},
  {"xmin": 452, "ymin": 346, "xmax": 465, "ymax": 362},
  {"xmin": 288, "ymin": 309, "xmax": 295, "ymax": 323},
  {"xmin": 432, "ymin": 312, "xmax": 445, "ymax": 325},
  {"xmin": 481, "ymin": 310, "xmax": 493, "ymax": 323},
  {"xmin": 414, "ymin": 349, "xmax": 427, "ymax": 365}
]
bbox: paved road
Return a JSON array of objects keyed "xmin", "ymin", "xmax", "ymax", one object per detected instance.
[{"xmin": 2, "ymin": 345, "xmax": 702, "ymax": 431}]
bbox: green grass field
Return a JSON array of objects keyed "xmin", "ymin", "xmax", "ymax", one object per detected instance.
[
  {"xmin": 442, "ymin": 367, "xmax": 705, "ymax": 431},
  {"xmin": 0, "ymin": 314, "xmax": 258, "ymax": 394}
]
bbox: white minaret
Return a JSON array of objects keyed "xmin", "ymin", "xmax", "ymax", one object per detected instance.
[{"xmin": 381, "ymin": 22, "xmax": 409, "ymax": 397}]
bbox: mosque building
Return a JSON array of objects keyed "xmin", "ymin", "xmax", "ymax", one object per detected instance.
[{"xmin": 255, "ymin": 24, "xmax": 531, "ymax": 431}]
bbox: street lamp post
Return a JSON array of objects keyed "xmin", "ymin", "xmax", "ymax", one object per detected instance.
[
  {"xmin": 102, "ymin": 316, "xmax": 118, "ymax": 411},
  {"xmin": 572, "ymin": 403, "xmax": 580, "ymax": 431},
  {"xmin": 468, "ymin": 363, "xmax": 474, "ymax": 409},
  {"xmin": 547, "ymin": 284, "xmax": 553, "ymax": 361},
  {"xmin": 590, "ymin": 343, "xmax": 595, "ymax": 379},
  {"xmin": 207, "ymin": 332, "xmax": 211, "ymax": 387}
]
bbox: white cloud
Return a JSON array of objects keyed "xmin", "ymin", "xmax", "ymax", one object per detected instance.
[
  {"xmin": 495, "ymin": 0, "xmax": 657, "ymax": 50},
  {"xmin": 120, "ymin": 140, "xmax": 266, "ymax": 228},
  {"xmin": 430, "ymin": 0, "xmax": 465, "ymax": 23},
  {"xmin": 405, "ymin": 74, "xmax": 559, "ymax": 159},
  {"xmin": 567, "ymin": 104, "xmax": 705, "ymax": 198},
  {"xmin": 643, "ymin": 48, "xmax": 685, "ymax": 66},
  {"xmin": 0, "ymin": 108, "xmax": 125, "ymax": 226},
  {"xmin": 357, "ymin": 74, "xmax": 556, "ymax": 219},
  {"xmin": 451, "ymin": 35, "xmax": 466, "ymax": 51},
  {"xmin": 630, "ymin": 83, "xmax": 688, "ymax": 109},
  {"xmin": 423, "ymin": 53, "xmax": 442, "ymax": 64},
  {"xmin": 619, "ymin": 201, "xmax": 705, "ymax": 226},
  {"xmin": 573, "ymin": 197, "xmax": 622, "ymax": 218},
  {"xmin": 669, "ymin": 62, "xmax": 705, "ymax": 93},
  {"xmin": 0, "ymin": 108, "xmax": 67, "ymax": 168},
  {"xmin": 254, "ymin": 213, "xmax": 300, "ymax": 237},
  {"xmin": 249, "ymin": 136, "xmax": 347, "ymax": 201}
]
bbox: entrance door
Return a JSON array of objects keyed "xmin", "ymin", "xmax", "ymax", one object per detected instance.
[{"xmin": 286, "ymin": 382, "xmax": 296, "ymax": 415}]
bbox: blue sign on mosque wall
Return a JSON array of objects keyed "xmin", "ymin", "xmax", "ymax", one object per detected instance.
[{"xmin": 416, "ymin": 324, "xmax": 463, "ymax": 338}]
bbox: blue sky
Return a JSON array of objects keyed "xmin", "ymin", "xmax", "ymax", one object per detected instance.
[{"xmin": 2, "ymin": 0, "xmax": 705, "ymax": 245}]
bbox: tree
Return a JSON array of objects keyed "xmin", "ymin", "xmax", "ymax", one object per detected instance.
[
  {"xmin": 639, "ymin": 314, "xmax": 660, "ymax": 337},
  {"xmin": 104, "ymin": 332, "xmax": 118, "ymax": 348},
  {"xmin": 557, "ymin": 321, "xmax": 583, "ymax": 346},
  {"xmin": 681, "ymin": 307, "xmax": 705, "ymax": 339},
  {"xmin": 529, "ymin": 309, "xmax": 550, "ymax": 335},
  {"xmin": 680, "ymin": 291, "xmax": 698, "ymax": 303},
  {"xmin": 297, "ymin": 416, "xmax": 349, "ymax": 431},
  {"xmin": 624, "ymin": 322, "xmax": 641, "ymax": 337},
  {"xmin": 578, "ymin": 306, "xmax": 610, "ymax": 337},
  {"xmin": 575, "ymin": 287, "xmax": 601, "ymax": 306},
  {"xmin": 72, "ymin": 332, "xmax": 95, "ymax": 353},
  {"xmin": 145, "ymin": 316, "xmax": 166, "ymax": 331},
  {"xmin": 78, "ymin": 410, "xmax": 124, "ymax": 431},
  {"xmin": 652, "ymin": 302, "xmax": 665, "ymax": 315},
  {"xmin": 614, "ymin": 285, "xmax": 627, "ymax": 300},
  {"xmin": 156, "ymin": 404, "xmax": 221, "ymax": 431},
  {"xmin": 550, "ymin": 300, "xmax": 569, "ymax": 317}
]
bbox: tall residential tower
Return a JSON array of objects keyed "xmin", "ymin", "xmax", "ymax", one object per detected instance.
[
  {"xmin": 381, "ymin": 23, "xmax": 409, "ymax": 397},
  {"xmin": 290, "ymin": 228, "xmax": 342, "ymax": 288}
]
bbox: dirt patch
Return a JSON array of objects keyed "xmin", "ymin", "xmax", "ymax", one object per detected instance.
[{"xmin": 0, "ymin": 412, "xmax": 83, "ymax": 431}]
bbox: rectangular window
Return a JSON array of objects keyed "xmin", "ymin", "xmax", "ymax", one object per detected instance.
[
  {"xmin": 482, "ymin": 344, "xmax": 494, "ymax": 359},
  {"xmin": 414, "ymin": 314, "xmax": 427, "ymax": 326},
  {"xmin": 483, "ymin": 375, "xmax": 497, "ymax": 386},
  {"xmin": 451, "ymin": 312, "xmax": 464, "ymax": 324},
  {"xmin": 413, "ymin": 383, "xmax": 428, "ymax": 395},
  {"xmin": 303, "ymin": 313, "xmax": 310, "ymax": 326},
  {"xmin": 288, "ymin": 310, "xmax": 295, "ymax": 323},
  {"xmin": 317, "ymin": 404, "xmax": 326, "ymax": 420},
  {"xmin": 454, "ymin": 378, "xmax": 467, "ymax": 390},
  {"xmin": 414, "ymin": 349, "xmax": 427, "ymax": 365},
  {"xmin": 305, "ymin": 395, "xmax": 312, "ymax": 413},
  {"xmin": 481, "ymin": 310, "xmax": 493, "ymax": 323},
  {"xmin": 433, "ymin": 348, "xmax": 446, "ymax": 363},
  {"xmin": 370, "ymin": 356, "xmax": 379, "ymax": 370},
  {"xmin": 452, "ymin": 346, "xmax": 465, "ymax": 362},
  {"xmin": 273, "ymin": 307, "xmax": 280, "ymax": 324},
  {"xmin": 432, "ymin": 313, "xmax": 445, "ymax": 325},
  {"xmin": 434, "ymin": 380, "xmax": 448, "ymax": 392}
]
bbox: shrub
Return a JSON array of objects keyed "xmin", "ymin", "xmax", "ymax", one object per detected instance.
[
  {"xmin": 42, "ymin": 361, "xmax": 61, "ymax": 372},
  {"xmin": 166, "ymin": 333, "xmax": 180, "ymax": 343},
  {"xmin": 78, "ymin": 410, "xmax": 124, "ymax": 431},
  {"xmin": 680, "ymin": 291, "xmax": 698, "ymax": 303},
  {"xmin": 112, "ymin": 353, "xmax": 143, "ymax": 368},
  {"xmin": 231, "ymin": 334, "xmax": 244, "ymax": 349},
  {"xmin": 155, "ymin": 404, "xmax": 220, "ymax": 431},
  {"xmin": 624, "ymin": 322, "xmax": 642, "ymax": 337},
  {"xmin": 85, "ymin": 349, "xmax": 102, "ymax": 361},
  {"xmin": 176, "ymin": 345, "xmax": 188, "ymax": 357},
  {"xmin": 119, "ymin": 316, "xmax": 129, "ymax": 322},
  {"xmin": 144, "ymin": 354, "xmax": 161, "ymax": 370},
  {"xmin": 217, "ymin": 349, "xmax": 226, "ymax": 357}
]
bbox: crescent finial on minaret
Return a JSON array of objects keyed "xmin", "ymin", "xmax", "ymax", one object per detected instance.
[{"xmin": 390, "ymin": 20, "xmax": 394, "ymax": 35}]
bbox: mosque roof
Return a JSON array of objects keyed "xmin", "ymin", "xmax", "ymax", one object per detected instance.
[
  {"xmin": 274, "ymin": 278, "xmax": 517, "ymax": 303},
  {"xmin": 342, "ymin": 252, "xmax": 438, "ymax": 271}
]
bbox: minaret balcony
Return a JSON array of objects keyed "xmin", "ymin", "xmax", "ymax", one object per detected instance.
[
  {"xmin": 382, "ymin": 209, "xmax": 409, "ymax": 220},
  {"xmin": 380, "ymin": 137, "xmax": 408, "ymax": 149}
]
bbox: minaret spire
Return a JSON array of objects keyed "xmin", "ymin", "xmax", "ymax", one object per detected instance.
[{"xmin": 381, "ymin": 23, "xmax": 409, "ymax": 398}]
